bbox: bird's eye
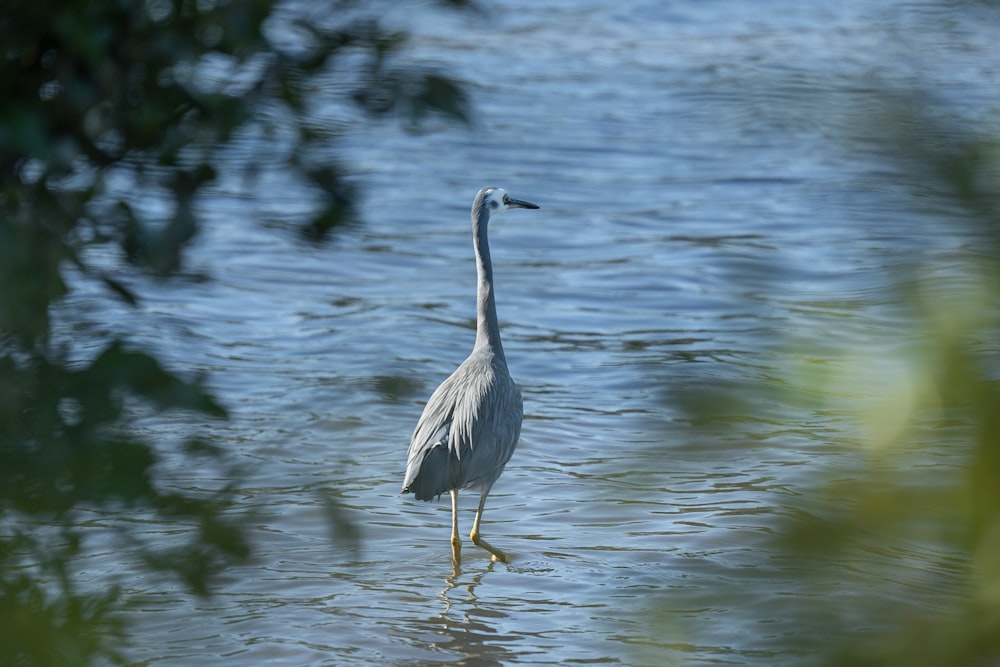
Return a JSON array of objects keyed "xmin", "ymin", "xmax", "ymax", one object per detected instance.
[{"xmin": 489, "ymin": 200, "xmax": 500, "ymax": 209}]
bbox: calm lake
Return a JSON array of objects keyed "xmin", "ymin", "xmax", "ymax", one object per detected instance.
[{"xmin": 60, "ymin": 0, "xmax": 999, "ymax": 664}]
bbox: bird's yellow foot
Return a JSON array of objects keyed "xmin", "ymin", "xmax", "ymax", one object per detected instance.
[{"xmin": 471, "ymin": 532, "xmax": 507, "ymax": 563}]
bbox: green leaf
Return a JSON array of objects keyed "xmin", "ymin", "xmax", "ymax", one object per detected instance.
[{"xmin": 84, "ymin": 342, "xmax": 228, "ymax": 418}]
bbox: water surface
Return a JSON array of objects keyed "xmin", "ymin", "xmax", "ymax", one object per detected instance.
[{"xmin": 61, "ymin": 1, "xmax": 999, "ymax": 664}]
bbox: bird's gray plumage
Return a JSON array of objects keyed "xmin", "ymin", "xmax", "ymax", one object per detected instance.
[
  {"xmin": 402, "ymin": 186, "xmax": 538, "ymax": 563},
  {"xmin": 403, "ymin": 348, "xmax": 522, "ymax": 500}
]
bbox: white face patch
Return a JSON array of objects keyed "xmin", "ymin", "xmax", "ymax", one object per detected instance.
[{"xmin": 485, "ymin": 188, "xmax": 508, "ymax": 213}]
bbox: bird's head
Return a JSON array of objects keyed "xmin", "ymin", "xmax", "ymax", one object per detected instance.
[{"xmin": 475, "ymin": 186, "xmax": 539, "ymax": 216}]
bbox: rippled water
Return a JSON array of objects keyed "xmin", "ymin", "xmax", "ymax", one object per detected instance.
[{"xmin": 60, "ymin": 1, "xmax": 1000, "ymax": 664}]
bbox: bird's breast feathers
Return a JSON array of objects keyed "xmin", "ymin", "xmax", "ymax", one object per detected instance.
[{"xmin": 409, "ymin": 359, "xmax": 522, "ymax": 461}]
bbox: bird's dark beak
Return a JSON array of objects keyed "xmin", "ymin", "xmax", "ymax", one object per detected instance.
[{"xmin": 504, "ymin": 194, "xmax": 539, "ymax": 210}]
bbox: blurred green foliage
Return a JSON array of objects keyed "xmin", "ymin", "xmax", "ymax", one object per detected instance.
[
  {"xmin": 809, "ymin": 105, "xmax": 1000, "ymax": 667},
  {"xmin": 0, "ymin": 0, "xmax": 470, "ymax": 664},
  {"xmin": 666, "ymin": 89, "xmax": 1000, "ymax": 667}
]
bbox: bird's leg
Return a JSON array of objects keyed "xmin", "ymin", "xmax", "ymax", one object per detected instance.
[
  {"xmin": 450, "ymin": 489, "xmax": 462, "ymax": 563},
  {"xmin": 470, "ymin": 485, "xmax": 508, "ymax": 563}
]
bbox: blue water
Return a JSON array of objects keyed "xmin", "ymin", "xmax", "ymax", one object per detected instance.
[{"xmin": 57, "ymin": 1, "xmax": 999, "ymax": 664}]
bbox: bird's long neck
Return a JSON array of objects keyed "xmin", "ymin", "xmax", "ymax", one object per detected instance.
[{"xmin": 472, "ymin": 206, "xmax": 506, "ymax": 360}]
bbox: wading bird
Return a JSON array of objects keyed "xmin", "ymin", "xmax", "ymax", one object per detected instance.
[{"xmin": 402, "ymin": 186, "xmax": 539, "ymax": 563}]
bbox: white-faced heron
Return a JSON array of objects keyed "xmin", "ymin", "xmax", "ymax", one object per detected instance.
[{"xmin": 402, "ymin": 186, "xmax": 539, "ymax": 563}]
